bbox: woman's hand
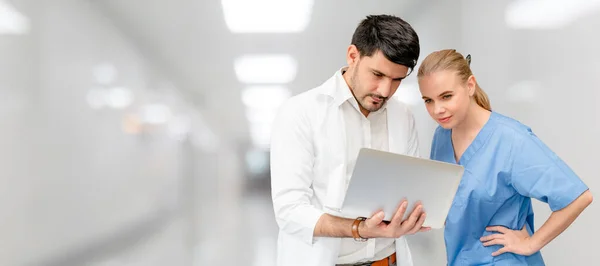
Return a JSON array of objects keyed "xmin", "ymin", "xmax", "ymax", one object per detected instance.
[{"xmin": 480, "ymin": 225, "xmax": 538, "ymax": 256}]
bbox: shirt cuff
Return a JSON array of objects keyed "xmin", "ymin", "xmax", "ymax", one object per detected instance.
[
  {"xmin": 280, "ymin": 206, "xmax": 325, "ymax": 246},
  {"xmin": 299, "ymin": 207, "xmax": 325, "ymax": 245}
]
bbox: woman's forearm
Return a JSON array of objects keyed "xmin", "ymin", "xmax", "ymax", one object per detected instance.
[{"xmin": 529, "ymin": 190, "xmax": 593, "ymax": 252}]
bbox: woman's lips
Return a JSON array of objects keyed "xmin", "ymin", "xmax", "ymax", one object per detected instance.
[{"xmin": 438, "ymin": 116, "xmax": 452, "ymax": 123}]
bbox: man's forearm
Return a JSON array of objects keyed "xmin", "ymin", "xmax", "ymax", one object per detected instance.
[
  {"xmin": 530, "ymin": 190, "xmax": 593, "ymax": 251},
  {"xmin": 313, "ymin": 213, "xmax": 356, "ymax": 237}
]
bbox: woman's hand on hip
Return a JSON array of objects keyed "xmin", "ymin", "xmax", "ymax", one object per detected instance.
[{"xmin": 481, "ymin": 225, "xmax": 538, "ymax": 256}]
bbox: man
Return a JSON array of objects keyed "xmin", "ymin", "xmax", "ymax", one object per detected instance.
[{"xmin": 270, "ymin": 15, "xmax": 428, "ymax": 266}]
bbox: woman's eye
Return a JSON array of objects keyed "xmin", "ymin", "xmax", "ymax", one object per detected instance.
[
  {"xmin": 442, "ymin": 94, "xmax": 452, "ymax": 99},
  {"xmin": 424, "ymin": 99, "xmax": 431, "ymax": 104}
]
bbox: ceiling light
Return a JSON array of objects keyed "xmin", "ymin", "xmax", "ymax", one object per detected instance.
[
  {"xmin": 249, "ymin": 123, "xmax": 273, "ymax": 150},
  {"xmin": 221, "ymin": 0, "xmax": 314, "ymax": 33},
  {"xmin": 0, "ymin": 0, "xmax": 30, "ymax": 35},
  {"xmin": 234, "ymin": 54, "xmax": 297, "ymax": 84},
  {"xmin": 241, "ymin": 86, "xmax": 291, "ymax": 109},
  {"xmin": 106, "ymin": 87, "xmax": 134, "ymax": 109},
  {"xmin": 506, "ymin": 0, "xmax": 600, "ymax": 29}
]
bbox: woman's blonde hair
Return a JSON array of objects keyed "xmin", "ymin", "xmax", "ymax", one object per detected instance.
[{"xmin": 417, "ymin": 49, "xmax": 491, "ymax": 111}]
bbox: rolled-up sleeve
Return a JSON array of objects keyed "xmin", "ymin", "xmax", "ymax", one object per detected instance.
[{"xmin": 270, "ymin": 99, "xmax": 324, "ymax": 246}]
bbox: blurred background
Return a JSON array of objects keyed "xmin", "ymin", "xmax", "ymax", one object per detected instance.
[{"xmin": 1, "ymin": 0, "xmax": 598, "ymax": 265}]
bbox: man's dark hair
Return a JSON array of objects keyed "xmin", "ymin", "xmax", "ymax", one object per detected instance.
[{"xmin": 351, "ymin": 15, "xmax": 420, "ymax": 73}]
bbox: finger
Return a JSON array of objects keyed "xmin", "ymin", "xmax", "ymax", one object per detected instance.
[
  {"xmin": 415, "ymin": 212, "xmax": 427, "ymax": 228},
  {"xmin": 492, "ymin": 247, "xmax": 509, "ymax": 257},
  {"xmin": 419, "ymin": 226, "xmax": 432, "ymax": 232},
  {"xmin": 397, "ymin": 205, "xmax": 422, "ymax": 237},
  {"xmin": 408, "ymin": 201, "xmax": 423, "ymax": 216},
  {"xmin": 365, "ymin": 211, "xmax": 385, "ymax": 228},
  {"xmin": 390, "ymin": 200, "xmax": 408, "ymax": 226},
  {"xmin": 482, "ymin": 239, "xmax": 504, "ymax": 247},
  {"xmin": 486, "ymin": 226, "xmax": 508, "ymax": 234},
  {"xmin": 412, "ymin": 200, "xmax": 423, "ymax": 210},
  {"xmin": 407, "ymin": 212, "xmax": 427, "ymax": 235},
  {"xmin": 480, "ymin": 234, "xmax": 503, "ymax": 242},
  {"xmin": 401, "ymin": 204, "xmax": 423, "ymax": 230}
]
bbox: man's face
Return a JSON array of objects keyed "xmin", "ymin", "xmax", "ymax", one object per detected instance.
[{"xmin": 345, "ymin": 47, "xmax": 410, "ymax": 116}]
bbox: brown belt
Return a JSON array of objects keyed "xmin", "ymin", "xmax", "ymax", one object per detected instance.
[
  {"xmin": 371, "ymin": 252, "xmax": 396, "ymax": 266},
  {"xmin": 337, "ymin": 252, "xmax": 397, "ymax": 266}
]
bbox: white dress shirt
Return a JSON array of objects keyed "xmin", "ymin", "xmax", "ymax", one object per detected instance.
[
  {"xmin": 336, "ymin": 70, "xmax": 395, "ymax": 264},
  {"xmin": 270, "ymin": 68, "xmax": 420, "ymax": 266}
]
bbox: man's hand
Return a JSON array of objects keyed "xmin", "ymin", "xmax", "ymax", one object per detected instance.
[{"xmin": 358, "ymin": 200, "xmax": 431, "ymax": 239}]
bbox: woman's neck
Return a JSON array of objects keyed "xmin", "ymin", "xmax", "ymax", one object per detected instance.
[{"xmin": 453, "ymin": 104, "xmax": 491, "ymax": 139}]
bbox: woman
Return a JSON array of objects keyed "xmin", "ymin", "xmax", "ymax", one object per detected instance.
[{"xmin": 417, "ymin": 49, "xmax": 593, "ymax": 265}]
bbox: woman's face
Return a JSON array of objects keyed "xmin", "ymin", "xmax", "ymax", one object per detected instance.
[{"xmin": 418, "ymin": 70, "xmax": 475, "ymax": 129}]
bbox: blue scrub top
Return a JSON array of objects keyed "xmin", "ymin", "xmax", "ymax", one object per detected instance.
[{"xmin": 430, "ymin": 112, "xmax": 588, "ymax": 266}]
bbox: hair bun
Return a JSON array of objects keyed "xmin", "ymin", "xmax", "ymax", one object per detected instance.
[{"xmin": 466, "ymin": 54, "xmax": 472, "ymax": 66}]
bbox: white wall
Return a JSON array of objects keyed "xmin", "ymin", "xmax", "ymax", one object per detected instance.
[
  {"xmin": 403, "ymin": 0, "xmax": 600, "ymax": 265},
  {"xmin": 0, "ymin": 0, "xmax": 226, "ymax": 265}
]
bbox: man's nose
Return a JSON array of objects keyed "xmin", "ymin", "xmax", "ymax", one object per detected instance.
[{"xmin": 377, "ymin": 80, "xmax": 393, "ymax": 98}]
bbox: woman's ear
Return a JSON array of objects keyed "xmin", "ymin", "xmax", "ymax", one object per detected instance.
[{"xmin": 467, "ymin": 75, "xmax": 477, "ymax": 96}]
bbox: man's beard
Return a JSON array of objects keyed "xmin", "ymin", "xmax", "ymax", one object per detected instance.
[
  {"xmin": 361, "ymin": 94, "xmax": 387, "ymax": 112},
  {"xmin": 352, "ymin": 72, "xmax": 387, "ymax": 112}
]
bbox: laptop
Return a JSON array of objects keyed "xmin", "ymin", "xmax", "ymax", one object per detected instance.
[{"xmin": 340, "ymin": 148, "xmax": 464, "ymax": 229}]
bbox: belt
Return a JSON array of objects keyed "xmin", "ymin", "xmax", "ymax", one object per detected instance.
[{"xmin": 338, "ymin": 252, "xmax": 397, "ymax": 266}]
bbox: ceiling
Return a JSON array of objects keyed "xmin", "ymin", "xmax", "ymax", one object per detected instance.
[{"xmin": 95, "ymin": 0, "xmax": 422, "ymax": 146}]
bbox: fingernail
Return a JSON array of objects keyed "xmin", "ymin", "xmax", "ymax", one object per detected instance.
[
  {"xmin": 378, "ymin": 212, "xmax": 385, "ymax": 218},
  {"xmin": 402, "ymin": 201, "xmax": 408, "ymax": 208}
]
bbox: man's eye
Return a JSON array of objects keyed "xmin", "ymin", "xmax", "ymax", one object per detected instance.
[
  {"xmin": 443, "ymin": 95, "xmax": 452, "ymax": 99},
  {"xmin": 424, "ymin": 99, "xmax": 431, "ymax": 104},
  {"xmin": 373, "ymin": 72, "xmax": 383, "ymax": 77}
]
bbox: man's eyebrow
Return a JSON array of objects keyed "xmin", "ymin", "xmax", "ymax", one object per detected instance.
[{"xmin": 370, "ymin": 68, "xmax": 406, "ymax": 80}]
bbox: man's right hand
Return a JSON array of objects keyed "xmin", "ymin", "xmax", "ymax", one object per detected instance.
[{"xmin": 358, "ymin": 200, "xmax": 431, "ymax": 239}]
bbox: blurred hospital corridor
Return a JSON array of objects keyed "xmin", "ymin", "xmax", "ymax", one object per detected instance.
[{"xmin": 1, "ymin": 0, "xmax": 600, "ymax": 265}]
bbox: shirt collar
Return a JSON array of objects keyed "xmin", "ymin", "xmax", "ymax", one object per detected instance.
[
  {"xmin": 333, "ymin": 67, "xmax": 354, "ymax": 107},
  {"xmin": 332, "ymin": 67, "xmax": 388, "ymax": 114}
]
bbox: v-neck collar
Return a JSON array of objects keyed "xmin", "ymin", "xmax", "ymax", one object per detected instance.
[{"xmin": 448, "ymin": 111, "xmax": 497, "ymax": 166}]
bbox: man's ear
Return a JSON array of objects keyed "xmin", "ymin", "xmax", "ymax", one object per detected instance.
[{"xmin": 346, "ymin": 45, "xmax": 360, "ymax": 66}]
